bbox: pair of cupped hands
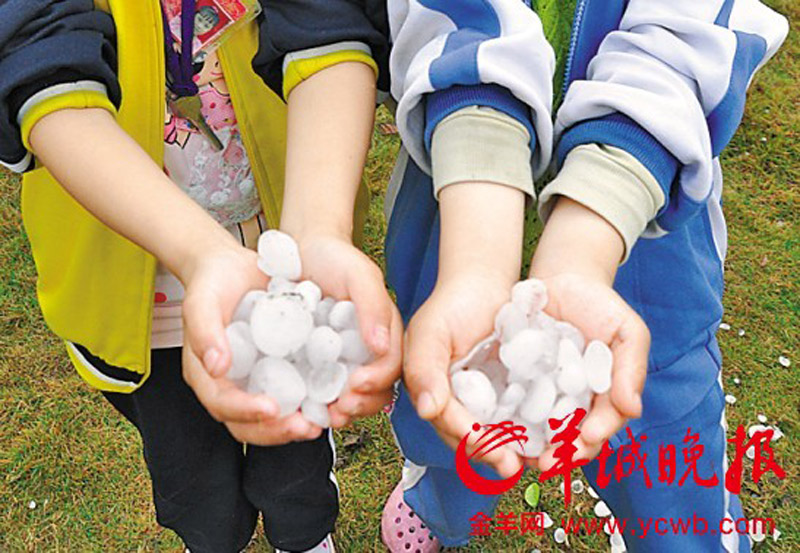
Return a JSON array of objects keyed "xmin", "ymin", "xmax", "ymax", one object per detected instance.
[{"xmin": 181, "ymin": 232, "xmax": 649, "ymax": 478}]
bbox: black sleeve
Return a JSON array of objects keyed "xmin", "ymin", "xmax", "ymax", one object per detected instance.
[
  {"xmin": 252, "ymin": 0, "xmax": 390, "ymax": 100},
  {"xmin": 0, "ymin": 0, "xmax": 119, "ymax": 171}
]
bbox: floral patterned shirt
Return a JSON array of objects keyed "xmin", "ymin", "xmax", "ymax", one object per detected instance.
[{"xmin": 153, "ymin": 36, "xmax": 264, "ymax": 348}]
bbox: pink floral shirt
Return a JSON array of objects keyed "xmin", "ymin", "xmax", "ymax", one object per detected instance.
[
  {"xmin": 154, "ymin": 45, "xmax": 264, "ymax": 348},
  {"xmin": 163, "ymin": 48, "xmax": 260, "ymax": 226}
]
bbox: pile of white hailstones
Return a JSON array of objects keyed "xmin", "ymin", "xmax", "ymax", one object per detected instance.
[
  {"xmin": 449, "ymin": 279, "xmax": 613, "ymax": 458},
  {"xmin": 224, "ymin": 231, "xmax": 373, "ymax": 428}
]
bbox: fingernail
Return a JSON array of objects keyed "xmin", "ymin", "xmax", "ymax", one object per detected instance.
[
  {"xmin": 203, "ymin": 348, "xmax": 221, "ymax": 374},
  {"xmin": 253, "ymin": 394, "xmax": 277, "ymax": 416},
  {"xmin": 258, "ymin": 400, "xmax": 278, "ymax": 418},
  {"xmin": 372, "ymin": 325, "xmax": 390, "ymax": 354},
  {"xmin": 418, "ymin": 391, "xmax": 437, "ymax": 418}
]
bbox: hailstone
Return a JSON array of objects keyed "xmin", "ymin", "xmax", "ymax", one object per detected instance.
[
  {"xmin": 329, "ymin": 300, "xmax": 358, "ymax": 331},
  {"xmin": 306, "ymin": 326, "xmax": 343, "ymax": 370},
  {"xmin": 257, "ymin": 230, "xmax": 302, "ymax": 280},
  {"xmin": 451, "ymin": 370, "xmax": 497, "ymax": 424},
  {"xmin": 225, "ymin": 321, "xmax": 258, "ymax": 380},
  {"xmin": 248, "ymin": 357, "xmax": 307, "ymax": 416},
  {"xmin": 301, "ymin": 398, "xmax": 331, "ymax": 428},
  {"xmin": 250, "ymin": 296, "xmax": 313, "ymax": 358},
  {"xmin": 448, "ymin": 278, "xmax": 616, "ymax": 456},
  {"xmin": 307, "ymin": 362, "xmax": 349, "ymax": 404}
]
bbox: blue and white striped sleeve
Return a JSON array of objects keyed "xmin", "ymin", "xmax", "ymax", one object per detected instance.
[
  {"xmin": 388, "ymin": 0, "xmax": 556, "ymax": 179},
  {"xmin": 555, "ymin": 0, "xmax": 789, "ymax": 233}
]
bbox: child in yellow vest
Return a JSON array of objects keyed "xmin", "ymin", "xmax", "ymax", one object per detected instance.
[{"xmin": 0, "ymin": 1, "xmax": 399, "ymax": 551}]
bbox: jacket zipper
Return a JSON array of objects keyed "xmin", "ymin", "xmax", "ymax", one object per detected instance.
[{"xmin": 562, "ymin": 0, "xmax": 589, "ymax": 99}]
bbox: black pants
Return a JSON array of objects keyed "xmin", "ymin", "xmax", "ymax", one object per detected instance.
[{"xmin": 102, "ymin": 348, "xmax": 338, "ymax": 553}]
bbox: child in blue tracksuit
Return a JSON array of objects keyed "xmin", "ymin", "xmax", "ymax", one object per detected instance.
[
  {"xmin": 258, "ymin": 1, "xmax": 788, "ymax": 551},
  {"xmin": 383, "ymin": 1, "xmax": 788, "ymax": 551}
]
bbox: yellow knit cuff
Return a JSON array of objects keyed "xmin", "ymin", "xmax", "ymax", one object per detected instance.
[
  {"xmin": 283, "ymin": 50, "xmax": 379, "ymax": 100},
  {"xmin": 21, "ymin": 90, "xmax": 117, "ymax": 151}
]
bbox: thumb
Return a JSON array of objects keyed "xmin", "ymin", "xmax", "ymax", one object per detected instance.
[
  {"xmin": 610, "ymin": 313, "xmax": 650, "ymax": 418},
  {"xmin": 183, "ymin": 291, "xmax": 231, "ymax": 378},
  {"xmin": 403, "ymin": 319, "xmax": 453, "ymax": 420},
  {"xmin": 347, "ymin": 266, "xmax": 393, "ymax": 357}
]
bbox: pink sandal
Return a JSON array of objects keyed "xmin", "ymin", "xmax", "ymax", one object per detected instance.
[{"xmin": 381, "ymin": 483, "xmax": 441, "ymax": 553}]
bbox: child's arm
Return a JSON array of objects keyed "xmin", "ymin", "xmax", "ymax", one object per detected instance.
[
  {"xmin": 254, "ymin": 0, "xmax": 390, "ymax": 101},
  {"xmin": 279, "ymin": 62, "xmax": 403, "ymax": 426},
  {"xmin": 388, "ymin": 0, "xmax": 555, "ymax": 181},
  {"xmin": 29, "ymin": 109, "xmax": 235, "ymax": 282},
  {"xmin": 0, "ymin": 3, "xmax": 312, "ymax": 438},
  {"xmin": 531, "ymin": 0, "xmax": 787, "ymax": 468},
  {"xmin": 404, "ymin": 180, "xmax": 527, "ymax": 478},
  {"xmin": 553, "ymin": 0, "xmax": 788, "ymax": 235},
  {"xmin": 255, "ymin": 1, "xmax": 400, "ymax": 426},
  {"xmin": 386, "ymin": 1, "xmax": 554, "ymax": 476},
  {"xmin": 29, "ymin": 108, "xmax": 323, "ymax": 445},
  {"xmin": 529, "ymin": 196, "xmax": 650, "ymax": 468}
]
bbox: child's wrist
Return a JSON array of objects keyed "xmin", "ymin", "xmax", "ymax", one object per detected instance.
[
  {"xmin": 437, "ymin": 181, "xmax": 525, "ymax": 289},
  {"xmin": 438, "ymin": 255, "xmax": 520, "ymax": 291},
  {"xmin": 172, "ymin": 231, "xmax": 243, "ymax": 285},
  {"xmin": 531, "ymin": 197, "xmax": 624, "ymax": 286},
  {"xmin": 282, "ymin": 220, "xmax": 353, "ymax": 246}
]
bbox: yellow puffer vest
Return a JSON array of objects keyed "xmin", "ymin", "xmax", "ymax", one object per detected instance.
[{"xmin": 19, "ymin": 0, "xmax": 338, "ymax": 392}]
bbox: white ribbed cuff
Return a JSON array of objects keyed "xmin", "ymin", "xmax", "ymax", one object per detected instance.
[
  {"xmin": 538, "ymin": 144, "xmax": 666, "ymax": 264},
  {"xmin": 430, "ymin": 106, "xmax": 534, "ymax": 199}
]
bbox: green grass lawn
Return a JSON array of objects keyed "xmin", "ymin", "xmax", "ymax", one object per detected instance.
[{"xmin": 1, "ymin": 3, "xmax": 798, "ymax": 551}]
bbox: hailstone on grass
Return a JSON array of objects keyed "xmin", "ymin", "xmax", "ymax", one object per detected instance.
[
  {"xmin": 594, "ymin": 500, "xmax": 612, "ymax": 517},
  {"xmin": 224, "ymin": 231, "xmax": 375, "ymax": 427},
  {"xmin": 448, "ymin": 278, "xmax": 616, "ymax": 458}
]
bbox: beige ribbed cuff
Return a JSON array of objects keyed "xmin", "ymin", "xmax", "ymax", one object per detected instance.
[
  {"xmin": 538, "ymin": 144, "xmax": 666, "ymax": 264},
  {"xmin": 430, "ymin": 106, "xmax": 534, "ymax": 199}
]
